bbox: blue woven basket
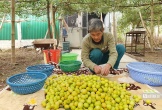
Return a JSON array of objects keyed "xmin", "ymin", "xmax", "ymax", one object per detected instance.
[
  {"xmin": 126, "ymin": 62, "xmax": 162, "ymax": 86},
  {"xmin": 26, "ymin": 64, "xmax": 54, "ymax": 77},
  {"xmin": 6, "ymin": 72, "xmax": 47, "ymax": 95}
]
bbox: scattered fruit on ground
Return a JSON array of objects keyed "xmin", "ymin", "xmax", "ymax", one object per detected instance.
[{"xmin": 145, "ymin": 99, "xmax": 151, "ymax": 105}]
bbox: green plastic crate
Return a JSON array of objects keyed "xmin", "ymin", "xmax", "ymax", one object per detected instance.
[{"xmin": 61, "ymin": 53, "xmax": 78, "ymax": 61}]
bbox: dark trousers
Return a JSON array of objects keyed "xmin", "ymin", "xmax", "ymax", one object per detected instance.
[{"xmin": 89, "ymin": 44, "xmax": 126, "ymax": 70}]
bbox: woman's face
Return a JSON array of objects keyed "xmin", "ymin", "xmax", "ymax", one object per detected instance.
[{"xmin": 90, "ymin": 30, "xmax": 104, "ymax": 43}]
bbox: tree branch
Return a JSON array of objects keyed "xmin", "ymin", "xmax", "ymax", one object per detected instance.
[{"xmin": 16, "ymin": 0, "xmax": 38, "ymax": 2}]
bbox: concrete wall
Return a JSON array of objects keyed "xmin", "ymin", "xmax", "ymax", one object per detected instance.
[{"xmin": 62, "ymin": 27, "xmax": 83, "ymax": 49}]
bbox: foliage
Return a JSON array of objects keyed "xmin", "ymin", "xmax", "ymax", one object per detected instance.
[
  {"xmin": 1, "ymin": 0, "xmax": 162, "ymax": 37},
  {"xmin": 0, "ymin": 0, "xmax": 161, "ymax": 19},
  {"xmin": 117, "ymin": 0, "xmax": 162, "ymax": 33},
  {"xmin": 0, "ymin": 1, "xmax": 10, "ymax": 17}
]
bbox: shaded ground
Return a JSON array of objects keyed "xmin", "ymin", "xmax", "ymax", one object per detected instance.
[
  {"xmin": 126, "ymin": 49, "xmax": 162, "ymax": 64},
  {"xmin": 0, "ymin": 47, "xmax": 162, "ymax": 91}
]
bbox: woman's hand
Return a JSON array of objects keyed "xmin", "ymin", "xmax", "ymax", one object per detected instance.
[
  {"xmin": 101, "ymin": 64, "xmax": 111, "ymax": 76},
  {"xmin": 93, "ymin": 65, "xmax": 102, "ymax": 74}
]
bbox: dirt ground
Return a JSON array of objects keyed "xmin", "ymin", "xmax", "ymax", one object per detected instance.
[
  {"xmin": 0, "ymin": 48, "xmax": 44, "ymax": 91},
  {"xmin": 0, "ymin": 47, "xmax": 162, "ymax": 91}
]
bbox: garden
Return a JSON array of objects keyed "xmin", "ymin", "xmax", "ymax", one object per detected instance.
[{"xmin": 1, "ymin": 0, "xmax": 162, "ymax": 110}]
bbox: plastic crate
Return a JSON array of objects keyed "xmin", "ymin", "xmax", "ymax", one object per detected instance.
[
  {"xmin": 6, "ymin": 72, "xmax": 47, "ymax": 95},
  {"xmin": 26, "ymin": 64, "xmax": 54, "ymax": 77},
  {"xmin": 59, "ymin": 60, "xmax": 82, "ymax": 72},
  {"xmin": 126, "ymin": 62, "xmax": 162, "ymax": 86}
]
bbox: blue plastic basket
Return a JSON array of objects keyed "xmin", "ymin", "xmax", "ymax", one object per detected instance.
[
  {"xmin": 126, "ymin": 62, "xmax": 162, "ymax": 86},
  {"xmin": 6, "ymin": 72, "xmax": 47, "ymax": 95},
  {"xmin": 26, "ymin": 64, "xmax": 54, "ymax": 77}
]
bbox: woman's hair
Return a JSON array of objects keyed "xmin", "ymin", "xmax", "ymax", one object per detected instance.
[{"xmin": 88, "ymin": 18, "xmax": 103, "ymax": 32}]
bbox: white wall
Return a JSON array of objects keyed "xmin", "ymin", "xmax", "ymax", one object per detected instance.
[
  {"xmin": 64, "ymin": 27, "xmax": 83, "ymax": 48},
  {"xmin": 60, "ymin": 13, "xmax": 83, "ymax": 49},
  {"xmin": 0, "ymin": 40, "xmax": 34, "ymax": 49}
]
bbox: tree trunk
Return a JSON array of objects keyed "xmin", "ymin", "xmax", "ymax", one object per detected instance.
[
  {"xmin": 53, "ymin": 9, "xmax": 59, "ymax": 49},
  {"xmin": 0, "ymin": 14, "xmax": 5, "ymax": 30},
  {"xmin": 150, "ymin": 0, "xmax": 154, "ymax": 51},
  {"xmin": 138, "ymin": 11, "xmax": 151, "ymax": 49},
  {"xmin": 47, "ymin": 0, "xmax": 52, "ymax": 39},
  {"xmin": 11, "ymin": 0, "xmax": 16, "ymax": 64},
  {"xmin": 157, "ymin": 17, "xmax": 160, "ymax": 46},
  {"xmin": 50, "ymin": 4, "xmax": 55, "ymax": 40}
]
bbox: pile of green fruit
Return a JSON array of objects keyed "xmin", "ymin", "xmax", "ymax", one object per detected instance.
[{"xmin": 41, "ymin": 74, "xmax": 142, "ymax": 110}]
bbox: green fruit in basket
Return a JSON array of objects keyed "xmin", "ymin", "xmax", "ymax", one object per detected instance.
[
  {"xmin": 101, "ymin": 102, "xmax": 107, "ymax": 108},
  {"xmin": 53, "ymin": 102, "xmax": 59, "ymax": 109},
  {"xmin": 70, "ymin": 106, "xmax": 76, "ymax": 110},
  {"xmin": 41, "ymin": 100, "xmax": 46, "ymax": 108},
  {"xmin": 128, "ymin": 105, "xmax": 134, "ymax": 110},
  {"xmin": 43, "ymin": 74, "xmax": 138, "ymax": 109},
  {"xmin": 81, "ymin": 89, "xmax": 87, "ymax": 94},
  {"xmin": 83, "ymin": 102, "xmax": 89, "ymax": 108},
  {"xmin": 64, "ymin": 104, "xmax": 70, "ymax": 109},
  {"xmin": 106, "ymin": 104, "xmax": 112, "ymax": 109},
  {"xmin": 115, "ymin": 97, "xmax": 121, "ymax": 103},
  {"xmin": 80, "ymin": 98, "xmax": 85, "ymax": 103},
  {"xmin": 88, "ymin": 106, "xmax": 94, "ymax": 110},
  {"xmin": 74, "ymin": 101, "xmax": 78, "ymax": 107},
  {"xmin": 100, "ymin": 93, "xmax": 106, "ymax": 99},
  {"xmin": 132, "ymin": 95, "xmax": 142, "ymax": 103},
  {"xmin": 95, "ymin": 105, "xmax": 101, "ymax": 110},
  {"xmin": 68, "ymin": 95, "xmax": 74, "ymax": 100},
  {"xmin": 69, "ymin": 102, "xmax": 76, "ymax": 110},
  {"xmin": 119, "ymin": 105, "xmax": 123, "ymax": 110},
  {"xmin": 103, "ymin": 87, "xmax": 108, "ymax": 92},
  {"xmin": 72, "ymin": 91, "xmax": 77, "ymax": 96},
  {"xmin": 78, "ymin": 102, "xmax": 84, "ymax": 109},
  {"xmin": 95, "ymin": 101, "xmax": 101, "ymax": 106}
]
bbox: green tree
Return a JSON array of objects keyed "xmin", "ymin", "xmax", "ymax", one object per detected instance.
[{"xmin": 1, "ymin": 0, "xmax": 162, "ymax": 63}]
